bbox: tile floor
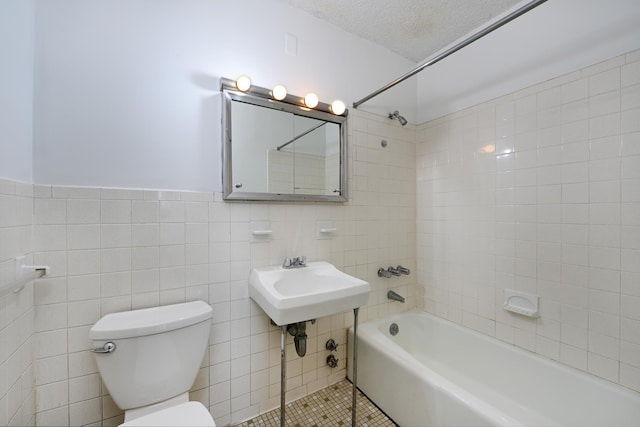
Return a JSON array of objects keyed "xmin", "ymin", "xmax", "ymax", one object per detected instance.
[{"xmin": 236, "ymin": 380, "xmax": 397, "ymax": 427}]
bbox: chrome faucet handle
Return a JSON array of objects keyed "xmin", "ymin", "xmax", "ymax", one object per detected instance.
[
  {"xmin": 298, "ymin": 256, "xmax": 307, "ymax": 266},
  {"xmin": 387, "ymin": 266, "xmax": 401, "ymax": 276},
  {"xmin": 396, "ymin": 265, "xmax": 410, "ymax": 275},
  {"xmin": 378, "ymin": 268, "xmax": 392, "ymax": 278}
]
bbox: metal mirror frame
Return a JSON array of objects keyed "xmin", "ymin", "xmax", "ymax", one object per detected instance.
[{"xmin": 221, "ymin": 80, "xmax": 348, "ymax": 202}]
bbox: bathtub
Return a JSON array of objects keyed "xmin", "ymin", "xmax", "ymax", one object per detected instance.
[{"xmin": 348, "ymin": 310, "xmax": 640, "ymax": 427}]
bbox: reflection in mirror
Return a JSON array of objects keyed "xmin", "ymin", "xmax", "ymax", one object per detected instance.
[{"xmin": 221, "ymin": 78, "xmax": 347, "ymax": 202}]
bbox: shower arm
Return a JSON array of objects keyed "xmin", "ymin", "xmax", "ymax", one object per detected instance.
[{"xmin": 352, "ymin": 0, "xmax": 548, "ymax": 109}]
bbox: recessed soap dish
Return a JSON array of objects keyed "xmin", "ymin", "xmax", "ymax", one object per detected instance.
[{"xmin": 503, "ymin": 289, "xmax": 539, "ymax": 318}]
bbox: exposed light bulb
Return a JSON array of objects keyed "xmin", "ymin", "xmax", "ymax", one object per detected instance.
[
  {"xmin": 271, "ymin": 84, "xmax": 287, "ymax": 101},
  {"xmin": 330, "ymin": 100, "xmax": 346, "ymax": 115},
  {"xmin": 304, "ymin": 93, "xmax": 319, "ymax": 108},
  {"xmin": 235, "ymin": 75, "xmax": 251, "ymax": 92}
]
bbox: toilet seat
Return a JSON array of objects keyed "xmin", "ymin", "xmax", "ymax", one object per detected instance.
[{"xmin": 119, "ymin": 402, "xmax": 216, "ymax": 427}]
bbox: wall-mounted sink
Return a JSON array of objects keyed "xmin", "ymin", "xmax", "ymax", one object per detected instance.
[{"xmin": 249, "ymin": 261, "xmax": 370, "ymax": 325}]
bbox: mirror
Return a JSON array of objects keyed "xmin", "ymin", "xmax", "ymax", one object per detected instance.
[{"xmin": 221, "ymin": 82, "xmax": 347, "ymax": 202}]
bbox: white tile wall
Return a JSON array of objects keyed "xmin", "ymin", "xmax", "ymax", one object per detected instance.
[
  {"xmin": 14, "ymin": 108, "xmax": 416, "ymax": 426},
  {"xmin": 417, "ymin": 49, "xmax": 640, "ymax": 392},
  {"xmin": 5, "ymin": 49, "xmax": 637, "ymax": 427},
  {"xmin": 0, "ymin": 178, "xmax": 35, "ymax": 426}
]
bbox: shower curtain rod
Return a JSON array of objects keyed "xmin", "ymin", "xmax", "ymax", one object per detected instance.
[{"xmin": 352, "ymin": 0, "xmax": 548, "ymax": 109}]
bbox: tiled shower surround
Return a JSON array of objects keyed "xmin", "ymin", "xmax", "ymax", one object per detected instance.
[
  {"xmin": 0, "ymin": 109, "xmax": 416, "ymax": 426},
  {"xmin": 417, "ymin": 50, "xmax": 640, "ymax": 391},
  {"xmin": 1, "ymin": 49, "xmax": 639, "ymax": 427}
]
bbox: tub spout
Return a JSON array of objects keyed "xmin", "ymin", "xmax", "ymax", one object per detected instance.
[{"xmin": 387, "ymin": 290, "xmax": 405, "ymax": 303}]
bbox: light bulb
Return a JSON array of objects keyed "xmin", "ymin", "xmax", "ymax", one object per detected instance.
[
  {"xmin": 330, "ymin": 100, "xmax": 346, "ymax": 115},
  {"xmin": 272, "ymin": 84, "xmax": 287, "ymax": 101},
  {"xmin": 304, "ymin": 93, "xmax": 319, "ymax": 108},
  {"xmin": 235, "ymin": 75, "xmax": 251, "ymax": 92}
]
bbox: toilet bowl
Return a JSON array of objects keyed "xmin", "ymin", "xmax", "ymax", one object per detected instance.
[{"xmin": 89, "ymin": 301, "xmax": 215, "ymax": 426}]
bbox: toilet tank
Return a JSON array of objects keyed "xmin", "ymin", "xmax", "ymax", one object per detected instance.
[{"xmin": 89, "ymin": 301, "xmax": 213, "ymax": 410}]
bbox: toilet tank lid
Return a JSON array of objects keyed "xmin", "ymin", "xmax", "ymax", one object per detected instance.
[{"xmin": 90, "ymin": 301, "xmax": 213, "ymax": 340}]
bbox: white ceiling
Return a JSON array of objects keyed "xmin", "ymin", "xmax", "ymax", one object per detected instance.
[
  {"xmin": 277, "ymin": 0, "xmax": 522, "ymax": 63},
  {"xmin": 277, "ymin": 0, "xmax": 640, "ymax": 124}
]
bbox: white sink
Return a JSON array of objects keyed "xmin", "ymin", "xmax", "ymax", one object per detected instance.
[{"xmin": 249, "ymin": 261, "xmax": 370, "ymax": 325}]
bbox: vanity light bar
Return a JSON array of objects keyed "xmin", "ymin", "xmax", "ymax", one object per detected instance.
[{"xmin": 220, "ymin": 76, "xmax": 348, "ymax": 116}]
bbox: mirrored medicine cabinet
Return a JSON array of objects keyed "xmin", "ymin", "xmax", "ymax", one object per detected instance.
[{"xmin": 221, "ymin": 78, "xmax": 348, "ymax": 202}]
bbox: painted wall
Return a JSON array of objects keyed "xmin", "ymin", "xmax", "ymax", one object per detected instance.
[
  {"xmin": 32, "ymin": 0, "xmax": 416, "ymax": 192},
  {"xmin": 0, "ymin": 0, "xmax": 35, "ymax": 183},
  {"xmin": 417, "ymin": 49, "xmax": 640, "ymax": 393}
]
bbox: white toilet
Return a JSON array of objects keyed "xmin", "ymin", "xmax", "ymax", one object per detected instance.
[{"xmin": 89, "ymin": 301, "xmax": 215, "ymax": 426}]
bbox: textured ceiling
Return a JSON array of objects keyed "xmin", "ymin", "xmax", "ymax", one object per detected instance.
[{"xmin": 278, "ymin": 0, "xmax": 522, "ymax": 62}]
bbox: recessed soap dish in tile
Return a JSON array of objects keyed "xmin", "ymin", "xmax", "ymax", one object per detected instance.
[{"xmin": 503, "ymin": 289, "xmax": 539, "ymax": 318}]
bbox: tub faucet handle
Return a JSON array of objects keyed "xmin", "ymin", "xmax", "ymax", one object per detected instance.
[
  {"xmin": 387, "ymin": 266, "xmax": 401, "ymax": 276},
  {"xmin": 396, "ymin": 265, "xmax": 410, "ymax": 275},
  {"xmin": 378, "ymin": 268, "xmax": 392, "ymax": 278}
]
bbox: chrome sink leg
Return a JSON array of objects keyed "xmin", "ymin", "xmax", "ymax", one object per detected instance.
[
  {"xmin": 280, "ymin": 325, "xmax": 287, "ymax": 427},
  {"xmin": 352, "ymin": 307, "xmax": 359, "ymax": 427}
]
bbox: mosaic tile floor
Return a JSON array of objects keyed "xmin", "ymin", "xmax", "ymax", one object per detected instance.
[{"xmin": 236, "ymin": 380, "xmax": 397, "ymax": 427}]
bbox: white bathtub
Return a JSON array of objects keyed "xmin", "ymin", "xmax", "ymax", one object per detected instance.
[{"xmin": 348, "ymin": 310, "xmax": 640, "ymax": 427}]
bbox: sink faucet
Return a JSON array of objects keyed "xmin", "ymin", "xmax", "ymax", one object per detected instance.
[{"xmin": 283, "ymin": 256, "xmax": 307, "ymax": 269}]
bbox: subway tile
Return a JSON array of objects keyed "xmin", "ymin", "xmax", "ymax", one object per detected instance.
[
  {"xmin": 621, "ymin": 84, "xmax": 640, "ymax": 110},
  {"xmin": 562, "ymin": 99, "xmax": 588, "ymax": 123},
  {"xmin": 561, "ymin": 141, "xmax": 589, "ymax": 164},
  {"xmin": 100, "ymin": 224, "xmax": 131, "ymax": 249},
  {"xmin": 590, "ymin": 180, "xmax": 621, "ymax": 204},
  {"xmin": 622, "ymin": 155, "xmax": 640, "ymax": 179},
  {"xmin": 622, "ymin": 60, "xmax": 640, "ymax": 87},
  {"xmin": 589, "ymin": 68, "xmax": 620, "ymax": 96},
  {"xmin": 589, "ymin": 158, "xmax": 621, "ymax": 182},
  {"xmin": 623, "ymin": 107, "xmax": 640, "ymax": 134},
  {"xmin": 34, "ymin": 199, "xmax": 66, "ymax": 225},
  {"xmin": 590, "ymin": 203, "xmax": 620, "ymax": 225},
  {"xmin": 159, "ymin": 223, "xmax": 185, "ymax": 246},
  {"xmin": 52, "ymin": 186, "xmax": 100, "ymax": 199},
  {"xmin": 589, "ymin": 224, "xmax": 620, "ymax": 248},
  {"xmin": 67, "ymin": 250, "xmax": 100, "ymax": 276},
  {"xmin": 34, "ymin": 225, "xmax": 67, "ymax": 252},
  {"xmin": 67, "ymin": 275, "xmax": 100, "ymax": 302},
  {"xmin": 589, "ymin": 113, "xmax": 620, "ymax": 139},
  {"xmin": 159, "ymin": 201, "xmax": 185, "ymax": 223},
  {"xmin": 563, "ymin": 78, "xmax": 589, "ymax": 103},
  {"xmin": 67, "ymin": 225, "xmax": 100, "ymax": 250},
  {"xmin": 589, "ymin": 90, "xmax": 620, "ymax": 117},
  {"xmin": 100, "ymin": 200, "xmax": 131, "ymax": 224},
  {"xmin": 131, "ymin": 201, "xmax": 158, "ymax": 223},
  {"xmin": 589, "ymin": 246, "xmax": 621, "ymax": 271},
  {"xmin": 35, "ymin": 380, "xmax": 68, "ymax": 412},
  {"xmin": 101, "ymin": 188, "xmax": 143, "ymax": 200},
  {"xmin": 100, "ymin": 248, "xmax": 131, "ymax": 273},
  {"xmin": 131, "ymin": 224, "xmax": 159, "ymax": 247},
  {"xmin": 620, "ymin": 132, "xmax": 640, "ymax": 156},
  {"xmin": 622, "ymin": 179, "xmax": 640, "ymax": 202},
  {"xmin": 67, "ymin": 200, "xmax": 100, "ymax": 224},
  {"xmin": 588, "ymin": 352, "xmax": 619, "ymax": 382},
  {"xmin": 35, "ymin": 355, "xmax": 68, "ymax": 386},
  {"xmin": 622, "ymin": 249, "xmax": 640, "ymax": 273},
  {"xmin": 69, "ymin": 398, "xmax": 101, "ymax": 426}
]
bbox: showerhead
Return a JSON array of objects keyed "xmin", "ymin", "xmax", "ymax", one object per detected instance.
[{"xmin": 389, "ymin": 110, "xmax": 408, "ymax": 126}]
